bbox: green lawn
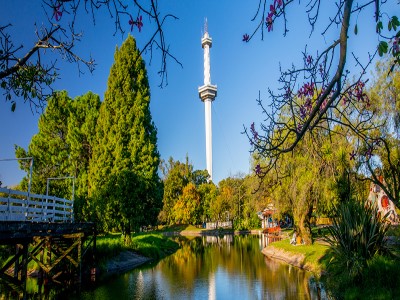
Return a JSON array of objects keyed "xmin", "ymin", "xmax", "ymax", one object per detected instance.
[
  {"xmin": 269, "ymin": 237, "xmax": 331, "ymax": 275},
  {"xmin": 95, "ymin": 232, "xmax": 180, "ymax": 262}
]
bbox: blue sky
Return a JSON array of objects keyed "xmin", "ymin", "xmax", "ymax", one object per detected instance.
[{"xmin": 0, "ymin": 1, "xmax": 397, "ymax": 187}]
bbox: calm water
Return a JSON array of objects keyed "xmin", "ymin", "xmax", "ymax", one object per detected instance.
[{"xmin": 1, "ymin": 234, "xmax": 324, "ymax": 299}]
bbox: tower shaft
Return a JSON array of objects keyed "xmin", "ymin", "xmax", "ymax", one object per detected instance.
[
  {"xmin": 198, "ymin": 21, "xmax": 217, "ymax": 181},
  {"xmin": 205, "ymin": 99, "xmax": 212, "ymax": 180}
]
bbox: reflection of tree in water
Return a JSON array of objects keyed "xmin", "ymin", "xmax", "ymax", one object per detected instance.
[
  {"xmin": 155, "ymin": 235, "xmax": 313, "ymax": 299},
  {"xmin": 1, "ymin": 235, "xmax": 315, "ymax": 299},
  {"xmin": 261, "ymin": 256, "xmax": 314, "ymax": 299}
]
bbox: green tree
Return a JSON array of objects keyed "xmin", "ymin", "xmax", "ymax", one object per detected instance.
[
  {"xmin": 67, "ymin": 91, "xmax": 101, "ymax": 220},
  {"xmin": 95, "ymin": 170, "xmax": 146, "ymax": 239},
  {"xmin": 354, "ymin": 57, "xmax": 400, "ymax": 205},
  {"xmin": 159, "ymin": 157, "xmax": 192, "ymax": 224},
  {"xmin": 15, "ymin": 91, "xmax": 101, "ymax": 219},
  {"xmin": 15, "ymin": 91, "xmax": 72, "ymax": 197},
  {"xmin": 197, "ymin": 182, "xmax": 218, "ymax": 223},
  {"xmin": 89, "ymin": 35, "xmax": 162, "ymax": 236},
  {"xmin": 158, "ymin": 155, "xmax": 208, "ymax": 225},
  {"xmin": 255, "ymin": 123, "xmax": 357, "ymax": 244},
  {"xmin": 173, "ymin": 183, "xmax": 202, "ymax": 225}
]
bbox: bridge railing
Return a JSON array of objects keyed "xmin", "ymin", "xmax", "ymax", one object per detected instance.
[{"xmin": 0, "ymin": 187, "xmax": 74, "ymax": 222}]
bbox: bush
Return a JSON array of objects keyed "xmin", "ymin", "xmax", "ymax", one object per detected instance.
[
  {"xmin": 324, "ymin": 200, "xmax": 392, "ymax": 280},
  {"xmin": 323, "ymin": 255, "xmax": 400, "ymax": 299}
]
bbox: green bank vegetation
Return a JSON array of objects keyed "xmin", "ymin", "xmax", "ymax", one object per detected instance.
[{"xmin": 95, "ymin": 233, "xmax": 179, "ymax": 263}]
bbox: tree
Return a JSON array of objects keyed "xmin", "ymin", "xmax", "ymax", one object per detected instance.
[
  {"xmin": 15, "ymin": 91, "xmax": 72, "ymax": 197},
  {"xmin": 15, "ymin": 91, "xmax": 100, "ymax": 220},
  {"xmin": 66, "ymin": 91, "xmax": 101, "ymax": 220},
  {"xmin": 159, "ymin": 156, "xmax": 192, "ymax": 224},
  {"xmin": 15, "ymin": 90, "xmax": 101, "ymax": 217},
  {"xmin": 95, "ymin": 170, "xmax": 146, "ymax": 238},
  {"xmin": 89, "ymin": 35, "xmax": 162, "ymax": 236},
  {"xmin": 245, "ymin": 0, "xmax": 399, "ymax": 179},
  {"xmin": 197, "ymin": 182, "xmax": 218, "ymax": 223},
  {"xmin": 158, "ymin": 155, "xmax": 210, "ymax": 224},
  {"xmin": 352, "ymin": 56, "xmax": 400, "ymax": 205},
  {"xmin": 173, "ymin": 182, "xmax": 202, "ymax": 225},
  {"xmin": 1, "ymin": 0, "xmax": 180, "ymax": 110},
  {"xmin": 255, "ymin": 122, "xmax": 357, "ymax": 244}
]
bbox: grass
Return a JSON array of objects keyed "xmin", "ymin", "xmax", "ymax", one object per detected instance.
[
  {"xmin": 269, "ymin": 237, "xmax": 331, "ymax": 274},
  {"xmin": 155, "ymin": 224, "xmax": 202, "ymax": 232},
  {"xmin": 95, "ymin": 232, "xmax": 180, "ymax": 263},
  {"xmin": 128, "ymin": 233, "xmax": 180, "ymax": 259}
]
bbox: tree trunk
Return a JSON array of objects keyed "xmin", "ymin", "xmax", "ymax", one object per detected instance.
[
  {"xmin": 294, "ymin": 204, "xmax": 313, "ymax": 245},
  {"xmin": 124, "ymin": 222, "xmax": 131, "ymax": 245}
]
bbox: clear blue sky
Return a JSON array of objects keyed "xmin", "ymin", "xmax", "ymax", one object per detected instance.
[{"xmin": 0, "ymin": 1, "xmax": 397, "ymax": 187}]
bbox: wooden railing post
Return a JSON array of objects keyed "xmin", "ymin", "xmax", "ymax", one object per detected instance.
[{"xmin": 7, "ymin": 188, "xmax": 11, "ymax": 221}]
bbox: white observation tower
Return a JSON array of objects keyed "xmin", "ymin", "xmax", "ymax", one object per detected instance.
[{"xmin": 198, "ymin": 19, "xmax": 217, "ymax": 182}]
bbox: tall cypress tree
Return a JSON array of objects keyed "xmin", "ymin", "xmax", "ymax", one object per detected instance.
[{"xmin": 89, "ymin": 35, "xmax": 162, "ymax": 234}]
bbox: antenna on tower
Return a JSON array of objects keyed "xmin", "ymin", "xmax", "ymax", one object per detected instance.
[{"xmin": 204, "ymin": 17, "xmax": 208, "ymax": 34}]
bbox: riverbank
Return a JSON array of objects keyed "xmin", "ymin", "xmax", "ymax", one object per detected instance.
[
  {"xmin": 102, "ymin": 250, "xmax": 152, "ymax": 275},
  {"xmin": 261, "ymin": 240, "xmax": 330, "ymax": 275}
]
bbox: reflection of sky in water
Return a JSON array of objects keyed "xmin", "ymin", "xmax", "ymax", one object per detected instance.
[{"xmin": 13, "ymin": 235, "xmax": 322, "ymax": 299}]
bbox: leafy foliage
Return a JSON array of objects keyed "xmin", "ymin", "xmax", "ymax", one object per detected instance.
[
  {"xmin": 324, "ymin": 200, "xmax": 393, "ymax": 280},
  {"xmin": 14, "ymin": 91, "xmax": 101, "ymax": 219},
  {"xmin": 159, "ymin": 156, "xmax": 210, "ymax": 225},
  {"xmin": 89, "ymin": 35, "xmax": 162, "ymax": 236}
]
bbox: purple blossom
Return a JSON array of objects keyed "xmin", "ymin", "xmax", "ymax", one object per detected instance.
[
  {"xmin": 274, "ymin": 0, "xmax": 283, "ymax": 7},
  {"xmin": 298, "ymin": 82, "xmax": 314, "ymax": 98},
  {"xmin": 266, "ymin": 15, "xmax": 273, "ymax": 32},
  {"xmin": 269, "ymin": 4, "xmax": 276, "ymax": 15},
  {"xmin": 304, "ymin": 98, "xmax": 312, "ymax": 111},
  {"xmin": 129, "ymin": 15, "xmax": 143, "ymax": 32},
  {"xmin": 297, "ymin": 123, "xmax": 303, "ymax": 132},
  {"xmin": 250, "ymin": 122, "xmax": 259, "ymax": 140},
  {"xmin": 129, "ymin": 16, "xmax": 135, "ymax": 31},
  {"xmin": 300, "ymin": 105, "xmax": 307, "ymax": 119},
  {"xmin": 136, "ymin": 15, "xmax": 143, "ymax": 32},
  {"xmin": 306, "ymin": 55, "xmax": 313, "ymax": 66},
  {"xmin": 53, "ymin": 3, "xmax": 62, "ymax": 21},
  {"xmin": 243, "ymin": 34, "xmax": 250, "ymax": 42},
  {"xmin": 341, "ymin": 96, "xmax": 350, "ymax": 106},
  {"xmin": 255, "ymin": 164, "xmax": 262, "ymax": 175}
]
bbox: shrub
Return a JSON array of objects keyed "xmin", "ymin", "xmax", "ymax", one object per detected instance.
[{"xmin": 324, "ymin": 199, "xmax": 392, "ymax": 280}]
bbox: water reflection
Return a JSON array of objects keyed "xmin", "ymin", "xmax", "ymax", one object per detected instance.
[
  {"xmin": 76, "ymin": 235, "xmax": 320, "ymax": 300},
  {"xmin": 1, "ymin": 235, "xmax": 323, "ymax": 299}
]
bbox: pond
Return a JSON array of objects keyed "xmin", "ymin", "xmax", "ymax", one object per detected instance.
[{"xmin": 1, "ymin": 234, "xmax": 324, "ymax": 299}]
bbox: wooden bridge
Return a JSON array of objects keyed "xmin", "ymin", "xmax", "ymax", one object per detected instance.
[{"xmin": 0, "ymin": 187, "xmax": 96, "ymax": 298}]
